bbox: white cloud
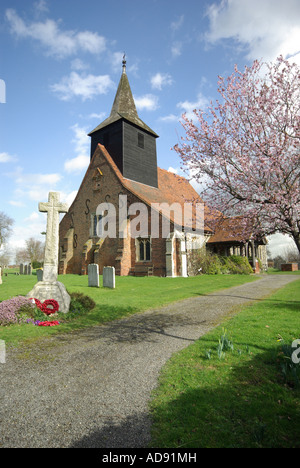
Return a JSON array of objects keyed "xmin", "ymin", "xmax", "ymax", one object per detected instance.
[
  {"xmin": 171, "ymin": 15, "xmax": 184, "ymax": 31},
  {"xmin": 64, "ymin": 124, "xmax": 90, "ymax": 173},
  {"xmin": 159, "ymin": 92, "xmax": 209, "ymax": 123},
  {"xmin": 70, "ymin": 124, "xmax": 90, "ymax": 154},
  {"xmin": 0, "ymin": 152, "xmax": 15, "ymax": 163},
  {"xmin": 8, "ymin": 167, "xmax": 62, "ymax": 204},
  {"xmin": 9, "ymin": 200, "xmax": 25, "ymax": 207},
  {"xmin": 51, "ymin": 72, "xmax": 114, "ymax": 101},
  {"xmin": 177, "ymin": 92, "xmax": 209, "ymax": 120},
  {"xmin": 205, "ymin": 0, "xmax": 300, "ymax": 63},
  {"xmin": 88, "ymin": 112, "xmax": 106, "ymax": 120},
  {"xmin": 168, "ymin": 166, "xmax": 179, "ymax": 174},
  {"xmin": 34, "ymin": 0, "xmax": 49, "ymax": 15},
  {"xmin": 134, "ymin": 94, "xmax": 159, "ymax": 111},
  {"xmin": 110, "ymin": 51, "xmax": 125, "ymax": 72},
  {"xmin": 15, "ymin": 172, "xmax": 62, "ymax": 187},
  {"xmin": 267, "ymin": 233, "xmax": 297, "ymax": 256},
  {"xmin": 151, "ymin": 73, "xmax": 173, "ymax": 90},
  {"xmin": 5, "ymin": 8, "xmax": 106, "ymax": 58},
  {"xmin": 171, "ymin": 41, "xmax": 183, "ymax": 58},
  {"xmin": 24, "ymin": 211, "xmax": 40, "ymax": 222},
  {"xmin": 60, "ymin": 190, "xmax": 78, "ymax": 207},
  {"xmin": 9, "ymin": 218, "xmax": 47, "ymax": 251},
  {"xmin": 64, "ymin": 154, "xmax": 90, "ymax": 173},
  {"xmin": 159, "ymin": 114, "xmax": 179, "ymax": 123},
  {"xmin": 71, "ymin": 58, "xmax": 89, "ymax": 71}
]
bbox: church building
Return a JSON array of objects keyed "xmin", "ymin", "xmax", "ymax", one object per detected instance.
[{"xmin": 59, "ymin": 59, "xmax": 267, "ymax": 277}]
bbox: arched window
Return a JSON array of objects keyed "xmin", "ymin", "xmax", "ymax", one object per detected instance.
[
  {"xmin": 136, "ymin": 237, "xmax": 151, "ymax": 261},
  {"xmin": 92, "ymin": 214, "xmax": 103, "ymax": 237}
]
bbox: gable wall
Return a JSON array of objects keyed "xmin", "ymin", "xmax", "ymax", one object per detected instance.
[
  {"xmin": 59, "ymin": 147, "xmax": 170, "ymax": 276},
  {"xmin": 59, "ymin": 148, "xmax": 126, "ymax": 275}
]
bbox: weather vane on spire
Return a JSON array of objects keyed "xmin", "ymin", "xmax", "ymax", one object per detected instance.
[{"xmin": 122, "ymin": 53, "xmax": 126, "ymax": 73}]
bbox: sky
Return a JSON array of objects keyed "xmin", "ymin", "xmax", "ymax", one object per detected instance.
[{"xmin": 1, "ymin": 0, "xmax": 300, "ymax": 261}]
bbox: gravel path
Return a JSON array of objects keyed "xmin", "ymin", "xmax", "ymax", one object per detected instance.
[{"xmin": 0, "ymin": 274, "xmax": 298, "ymax": 448}]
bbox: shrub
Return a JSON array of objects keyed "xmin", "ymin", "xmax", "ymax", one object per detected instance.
[
  {"xmin": 0, "ymin": 296, "xmax": 35, "ymax": 326},
  {"xmin": 221, "ymin": 255, "xmax": 253, "ymax": 274},
  {"xmin": 31, "ymin": 306, "xmax": 49, "ymax": 322},
  {"xmin": 189, "ymin": 248, "xmax": 253, "ymax": 275},
  {"xmin": 69, "ymin": 292, "xmax": 96, "ymax": 311},
  {"xmin": 188, "ymin": 247, "xmax": 223, "ymax": 275},
  {"xmin": 57, "ymin": 292, "xmax": 96, "ymax": 322}
]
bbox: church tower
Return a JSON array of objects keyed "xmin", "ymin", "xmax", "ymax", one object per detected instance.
[{"xmin": 88, "ymin": 57, "xmax": 159, "ymax": 188}]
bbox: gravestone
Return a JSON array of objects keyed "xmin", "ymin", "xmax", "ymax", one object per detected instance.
[
  {"xmin": 27, "ymin": 192, "xmax": 70, "ymax": 313},
  {"xmin": 28, "ymin": 264, "xmax": 32, "ymax": 275},
  {"xmin": 24, "ymin": 265, "xmax": 28, "ymax": 275},
  {"xmin": 36, "ymin": 269, "xmax": 43, "ymax": 282},
  {"xmin": 0, "ymin": 267, "xmax": 2, "ymax": 285},
  {"xmin": 88, "ymin": 264, "xmax": 100, "ymax": 288},
  {"xmin": 20, "ymin": 263, "xmax": 24, "ymax": 275},
  {"xmin": 103, "ymin": 266, "xmax": 115, "ymax": 289}
]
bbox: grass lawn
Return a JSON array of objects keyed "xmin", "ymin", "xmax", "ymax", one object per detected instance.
[
  {"xmin": 149, "ymin": 278, "xmax": 300, "ymax": 448},
  {"xmin": 0, "ymin": 271, "xmax": 258, "ymax": 345}
]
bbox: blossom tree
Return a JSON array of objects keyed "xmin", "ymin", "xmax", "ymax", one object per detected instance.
[{"xmin": 174, "ymin": 56, "xmax": 300, "ymax": 253}]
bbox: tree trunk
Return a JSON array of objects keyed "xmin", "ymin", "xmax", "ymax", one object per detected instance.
[{"xmin": 292, "ymin": 232, "xmax": 300, "ymax": 255}]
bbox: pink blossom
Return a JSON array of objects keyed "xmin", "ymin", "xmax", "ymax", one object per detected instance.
[{"xmin": 174, "ymin": 56, "xmax": 300, "ymax": 251}]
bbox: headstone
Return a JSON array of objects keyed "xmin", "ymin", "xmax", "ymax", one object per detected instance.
[
  {"xmin": 103, "ymin": 266, "xmax": 115, "ymax": 289},
  {"xmin": 36, "ymin": 269, "xmax": 43, "ymax": 282},
  {"xmin": 24, "ymin": 265, "xmax": 28, "ymax": 275},
  {"xmin": 0, "ymin": 267, "xmax": 2, "ymax": 285},
  {"xmin": 28, "ymin": 264, "xmax": 32, "ymax": 275},
  {"xmin": 27, "ymin": 192, "xmax": 70, "ymax": 313},
  {"xmin": 88, "ymin": 264, "xmax": 99, "ymax": 288},
  {"xmin": 20, "ymin": 263, "xmax": 24, "ymax": 275}
]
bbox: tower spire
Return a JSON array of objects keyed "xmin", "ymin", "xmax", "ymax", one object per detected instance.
[{"xmin": 122, "ymin": 53, "xmax": 126, "ymax": 74}]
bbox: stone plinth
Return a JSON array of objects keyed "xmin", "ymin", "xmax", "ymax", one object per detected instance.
[
  {"xmin": 27, "ymin": 192, "xmax": 70, "ymax": 313},
  {"xmin": 27, "ymin": 281, "xmax": 70, "ymax": 313}
]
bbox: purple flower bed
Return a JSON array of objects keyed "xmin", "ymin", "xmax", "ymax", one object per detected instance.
[{"xmin": 0, "ymin": 296, "xmax": 35, "ymax": 326}]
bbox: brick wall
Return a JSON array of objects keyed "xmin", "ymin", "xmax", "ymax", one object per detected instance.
[
  {"xmin": 59, "ymin": 145, "xmax": 169, "ymax": 277},
  {"xmin": 281, "ymin": 263, "xmax": 298, "ymax": 271}
]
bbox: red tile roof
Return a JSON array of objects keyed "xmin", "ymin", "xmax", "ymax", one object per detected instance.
[{"xmin": 207, "ymin": 216, "xmax": 253, "ymax": 243}]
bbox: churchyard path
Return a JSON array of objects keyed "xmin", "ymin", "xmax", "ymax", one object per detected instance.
[{"xmin": 0, "ymin": 274, "xmax": 299, "ymax": 448}]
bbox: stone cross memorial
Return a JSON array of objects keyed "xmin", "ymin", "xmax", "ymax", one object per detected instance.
[
  {"xmin": 40, "ymin": 192, "xmax": 69, "ymax": 282},
  {"xmin": 27, "ymin": 192, "xmax": 70, "ymax": 313}
]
